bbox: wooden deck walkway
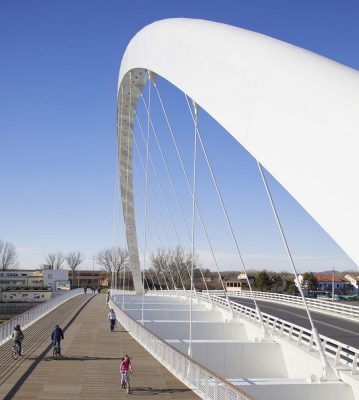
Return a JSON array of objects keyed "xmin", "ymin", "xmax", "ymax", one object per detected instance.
[{"xmin": 0, "ymin": 294, "xmax": 199, "ymax": 399}]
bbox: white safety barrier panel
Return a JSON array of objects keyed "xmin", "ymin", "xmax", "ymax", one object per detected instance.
[
  {"xmin": 0, "ymin": 288, "xmax": 83, "ymax": 346},
  {"xmin": 109, "ymin": 297, "xmax": 254, "ymax": 400},
  {"xmin": 150, "ymin": 290, "xmax": 359, "ymax": 376},
  {"xmin": 205, "ymin": 290, "xmax": 359, "ymax": 322}
]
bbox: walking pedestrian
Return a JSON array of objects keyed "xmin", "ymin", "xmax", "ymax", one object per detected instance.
[{"xmin": 108, "ymin": 308, "xmax": 117, "ymax": 332}]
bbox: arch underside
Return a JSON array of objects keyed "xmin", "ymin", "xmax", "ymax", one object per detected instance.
[{"xmin": 118, "ymin": 19, "xmax": 359, "ymax": 293}]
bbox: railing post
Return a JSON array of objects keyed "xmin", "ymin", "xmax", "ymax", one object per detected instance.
[
  {"xmin": 288, "ymin": 326, "xmax": 293, "ymax": 340},
  {"xmin": 297, "ymin": 330, "xmax": 303, "ymax": 346},
  {"xmin": 198, "ymin": 367, "xmax": 201, "ymax": 392},
  {"xmin": 335, "ymin": 346, "xmax": 342, "ymax": 367},
  {"xmin": 352, "ymin": 353, "xmax": 359, "ymax": 375},
  {"xmin": 308, "ymin": 334, "xmax": 314, "ymax": 351},
  {"xmin": 203, "ymin": 373, "xmax": 208, "ymax": 398},
  {"xmin": 213, "ymin": 379, "xmax": 219, "ymax": 400},
  {"xmin": 181, "ymin": 356, "xmax": 186, "ymax": 381}
]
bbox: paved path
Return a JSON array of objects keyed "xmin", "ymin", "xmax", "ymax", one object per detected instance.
[
  {"xmin": 0, "ymin": 294, "xmax": 199, "ymax": 399},
  {"xmin": 230, "ymin": 297, "xmax": 359, "ymax": 348}
]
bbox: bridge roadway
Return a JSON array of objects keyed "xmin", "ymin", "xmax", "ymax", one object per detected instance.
[
  {"xmin": 230, "ymin": 297, "xmax": 359, "ymax": 348},
  {"xmin": 0, "ymin": 294, "xmax": 199, "ymax": 400}
]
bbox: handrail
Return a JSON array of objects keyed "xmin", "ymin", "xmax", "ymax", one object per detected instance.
[
  {"xmin": 206, "ymin": 290, "xmax": 359, "ymax": 322},
  {"xmin": 149, "ymin": 290, "xmax": 359, "ymax": 375},
  {"xmin": 0, "ymin": 288, "xmax": 83, "ymax": 346},
  {"xmin": 109, "ymin": 296, "xmax": 255, "ymax": 400}
]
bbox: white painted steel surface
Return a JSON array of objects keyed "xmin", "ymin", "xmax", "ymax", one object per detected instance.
[
  {"xmin": 111, "ymin": 292, "xmax": 359, "ymax": 399},
  {"xmin": 109, "ymin": 296, "xmax": 253, "ymax": 400},
  {"xmin": 118, "ymin": 19, "xmax": 359, "ymax": 289},
  {"xmin": 193, "ymin": 291, "xmax": 359, "ymax": 376},
  {"xmin": 0, "ymin": 288, "xmax": 83, "ymax": 345},
  {"xmin": 147, "ymin": 292, "xmax": 359, "ymax": 382}
]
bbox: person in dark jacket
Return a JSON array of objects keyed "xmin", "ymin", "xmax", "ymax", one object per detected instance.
[
  {"xmin": 51, "ymin": 324, "xmax": 64, "ymax": 351},
  {"xmin": 12, "ymin": 324, "xmax": 24, "ymax": 356}
]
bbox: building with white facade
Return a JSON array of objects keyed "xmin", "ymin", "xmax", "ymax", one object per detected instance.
[
  {"xmin": 0, "ymin": 268, "xmax": 70, "ymax": 302},
  {"xmin": 43, "ymin": 268, "xmax": 70, "ymax": 294}
]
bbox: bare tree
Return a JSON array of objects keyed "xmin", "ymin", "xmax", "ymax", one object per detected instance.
[
  {"xmin": 0, "ymin": 240, "xmax": 18, "ymax": 270},
  {"xmin": 151, "ymin": 246, "xmax": 193, "ymax": 289},
  {"xmin": 151, "ymin": 248, "xmax": 172, "ymax": 288},
  {"xmin": 96, "ymin": 247, "xmax": 128, "ymax": 287},
  {"xmin": 66, "ymin": 251, "xmax": 84, "ymax": 288},
  {"xmin": 44, "ymin": 252, "xmax": 65, "ymax": 270}
]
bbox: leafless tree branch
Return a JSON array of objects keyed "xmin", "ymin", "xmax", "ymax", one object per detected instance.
[
  {"xmin": 44, "ymin": 252, "xmax": 65, "ymax": 270},
  {"xmin": 66, "ymin": 251, "xmax": 84, "ymax": 271},
  {"xmin": 0, "ymin": 240, "xmax": 18, "ymax": 270},
  {"xmin": 96, "ymin": 247, "xmax": 128, "ymax": 286},
  {"xmin": 151, "ymin": 246, "xmax": 193, "ymax": 288}
]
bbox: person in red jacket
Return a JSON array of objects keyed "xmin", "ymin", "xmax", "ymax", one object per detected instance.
[{"xmin": 120, "ymin": 354, "xmax": 133, "ymax": 388}]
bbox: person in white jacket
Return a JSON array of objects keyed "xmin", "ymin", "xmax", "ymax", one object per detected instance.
[{"xmin": 108, "ymin": 309, "xmax": 117, "ymax": 332}]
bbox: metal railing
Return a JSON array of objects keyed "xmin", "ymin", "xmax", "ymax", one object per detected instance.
[
  {"xmin": 109, "ymin": 296, "xmax": 255, "ymax": 400},
  {"xmin": 0, "ymin": 288, "xmax": 83, "ymax": 346},
  {"xmin": 149, "ymin": 290, "xmax": 359, "ymax": 375},
  {"xmin": 205, "ymin": 290, "xmax": 359, "ymax": 322}
]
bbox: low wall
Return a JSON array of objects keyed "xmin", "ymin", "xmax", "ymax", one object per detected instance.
[
  {"xmin": 125, "ymin": 308, "xmax": 224, "ymax": 321},
  {"xmin": 144, "ymin": 320, "xmax": 248, "ymax": 340}
]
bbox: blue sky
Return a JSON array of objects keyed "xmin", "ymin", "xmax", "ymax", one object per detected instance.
[{"xmin": 1, "ymin": 0, "xmax": 358, "ymax": 272}]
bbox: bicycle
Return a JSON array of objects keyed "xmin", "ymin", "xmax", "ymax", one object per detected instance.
[
  {"xmin": 11, "ymin": 342, "xmax": 21, "ymax": 360},
  {"xmin": 52, "ymin": 341, "xmax": 61, "ymax": 359},
  {"xmin": 121, "ymin": 371, "xmax": 131, "ymax": 394}
]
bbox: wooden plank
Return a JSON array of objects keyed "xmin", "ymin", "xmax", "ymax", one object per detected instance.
[{"xmin": 0, "ymin": 294, "xmax": 199, "ymax": 399}]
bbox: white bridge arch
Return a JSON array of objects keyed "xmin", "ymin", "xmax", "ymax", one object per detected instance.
[{"xmin": 117, "ymin": 18, "xmax": 359, "ymax": 294}]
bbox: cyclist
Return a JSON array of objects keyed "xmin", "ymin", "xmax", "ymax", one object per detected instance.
[
  {"xmin": 51, "ymin": 324, "xmax": 64, "ymax": 353},
  {"xmin": 107, "ymin": 308, "xmax": 116, "ymax": 332},
  {"xmin": 11, "ymin": 324, "xmax": 24, "ymax": 356},
  {"xmin": 120, "ymin": 355, "xmax": 133, "ymax": 388}
]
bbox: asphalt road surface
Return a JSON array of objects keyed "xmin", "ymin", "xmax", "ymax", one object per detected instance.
[{"xmin": 230, "ymin": 297, "xmax": 359, "ymax": 348}]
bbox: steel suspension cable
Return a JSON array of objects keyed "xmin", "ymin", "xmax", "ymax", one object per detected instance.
[
  {"xmin": 113, "ymin": 148, "xmax": 121, "ymax": 292},
  {"xmin": 133, "ymin": 136, "xmax": 180, "ymax": 291},
  {"xmin": 115, "ymin": 85, "xmax": 128, "ymax": 300},
  {"xmin": 135, "ymin": 116, "xmax": 187, "ymax": 292},
  {"xmin": 151, "ymin": 83, "xmax": 238, "ymax": 306},
  {"xmin": 130, "ymin": 161, "xmax": 171, "ymax": 291},
  {"xmin": 188, "ymin": 102, "xmax": 198, "ymax": 358},
  {"xmin": 257, "ymin": 161, "xmax": 338, "ymax": 380},
  {"xmin": 139, "ymin": 94, "xmax": 196, "ymax": 290},
  {"xmin": 119, "ymin": 84, "xmax": 127, "ymax": 301},
  {"xmin": 133, "ymin": 135, "xmax": 174, "ymax": 256},
  {"xmin": 141, "ymin": 75, "xmax": 152, "ymax": 325},
  {"xmin": 132, "ymin": 147, "xmax": 174, "ymax": 290},
  {"xmin": 133, "ymin": 156, "xmax": 168, "ymax": 250},
  {"xmin": 115, "ymin": 85, "xmax": 126, "ymax": 296},
  {"xmin": 184, "ymin": 95, "xmax": 265, "ymax": 329},
  {"xmin": 150, "ymin": 84, "xmax": 232, "ymax": 299},
  {"xmin": 124, "ymin": 74, "xmax": 133, "ymax": 305},
  {"xmin": 140, "ymin": 92, "xmax": 211, "ymax": 298}
]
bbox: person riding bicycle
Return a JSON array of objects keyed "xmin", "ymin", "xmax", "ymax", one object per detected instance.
[
  {"xmin": 120, "ymin": 355, "xmax": 133, "ymax": 388},
  {"xmin": 51, "ymin": 324, "xmax": 64, "ymax": 353},
  {"xmin": 107, "ymin": 308, "xmax": 116, "ymax": 332},
  {"xmin": 11, "ymin": 324, "xmax": 24, "ymax": 356}
]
